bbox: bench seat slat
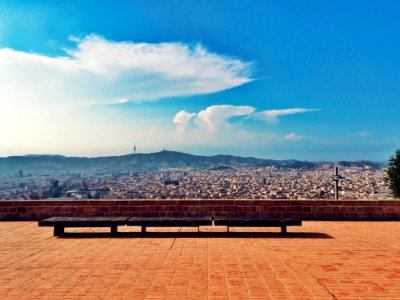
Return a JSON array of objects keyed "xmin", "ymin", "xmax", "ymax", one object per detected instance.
[
  {"xmin": 214, "ymin": 218, "xmax": 302, "ymax": 227},
  {"xmin": 38, "ymin": 217, "xmax": 129, "ymax": 227},
  {"xmin": 127, "ymin": 217, "xmax": 212, "ymax": 227}
]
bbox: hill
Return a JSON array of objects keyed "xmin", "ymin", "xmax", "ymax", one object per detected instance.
[{"xmin": 0, "ymin": 150, "xmax": 384, "ymax": 174}]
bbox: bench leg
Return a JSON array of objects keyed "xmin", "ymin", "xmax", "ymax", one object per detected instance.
[
  {"xmin": 110, "ymin": 226, "xmax": 118, "ymax": 235},
  {"xmin": 141, "ymin": 226, "xmax": 146, "ymax": 233},
  {"xmin": 54, "ymin": 226, "xmax": 64, "ymax": 236},
  {"xmin": 281, "ymin": 225, "xmax": 287, "ymax": 234},
  {"xmin": 227, "ymin": 226, "xmax": 230, "ymax": 233}
]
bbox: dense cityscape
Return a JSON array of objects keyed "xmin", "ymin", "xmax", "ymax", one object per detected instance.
[{"xmin": 0, "ymin": 164, "xmax": 391, "ymax": 200}]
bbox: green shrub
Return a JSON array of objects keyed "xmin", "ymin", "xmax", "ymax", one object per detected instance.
[{"xmin": 386, "ymin": 149, "xmax": 400, "ymax": 198}]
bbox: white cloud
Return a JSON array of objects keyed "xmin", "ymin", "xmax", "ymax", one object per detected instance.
[
  {"xmin": 0, "ymin": 35, "xmax": 253, "ymax": 109},
  {"xmin": 254, "ymin": 108, "xmax": 318, "ymax": 122},
  {"xmin": 173, "ymin": 110, "xmax": 197, "ymax": 133},
  {"xmin": 195, "ymin": 105, "xmax": 255, "ymax": 132},
  {"xmin": 114, "ymin": 98, "xmax": 129, "ymax": 104},
  {"xmin": 146, "ymin": 105, "xmax": 257, "ymax": 147},
  {"xmin": 284, "ymin": 132, "xmax": 302, "ymax": 140},
  {"xmin": 169, "ymin": 105, "xmax": 316, "ymax": 139},
  {"xmin": 146, "ymin": 105, "xmax": 312, "ymax": 148},
  {"xmin": 0, "ymin": 35, "xmax": 253, "ymax": 155}
]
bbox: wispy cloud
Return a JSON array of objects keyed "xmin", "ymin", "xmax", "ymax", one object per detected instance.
[
  {"xmin": 0, "ymin": 35, "xmax": 253, "ymax": 109},
  {"xmin": 284, "ymin": 132, "xmax": 302, "ymax": 140},
  {"xmin": 254, "ymin": 108, "xmax": 319, "ymax": 122}
]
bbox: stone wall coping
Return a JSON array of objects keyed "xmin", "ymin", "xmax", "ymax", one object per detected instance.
[
  {"xmin": 1, "ymin": 199, "xmax": 399, "ymax": 221},
  {"xmin": 0, "ymin": 199, "xmax": 399, "ymax": 208}
]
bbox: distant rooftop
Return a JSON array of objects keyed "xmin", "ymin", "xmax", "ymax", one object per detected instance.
[{"xmin": 0, "ymin": 221, "xmax": 399, "ymax": 299}]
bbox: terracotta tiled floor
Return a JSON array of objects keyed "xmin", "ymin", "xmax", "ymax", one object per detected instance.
[{"xmin": 0, "ymin": 221, "xmax": 399, "ymax": 299}]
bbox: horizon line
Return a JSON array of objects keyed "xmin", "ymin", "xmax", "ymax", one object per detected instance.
[{"xmin": 0, "ymin": 149, "xmax": 387, "ymax": 163}]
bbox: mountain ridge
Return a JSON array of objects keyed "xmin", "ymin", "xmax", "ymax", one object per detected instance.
[{"xmin": 0, "ymin": 150, "xmax": 385, "ymax": 173}]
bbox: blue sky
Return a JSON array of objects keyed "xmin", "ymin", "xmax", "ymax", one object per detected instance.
[{"xmin": 0, "ymin": 0, "xmax": 399, "ymax": 160}]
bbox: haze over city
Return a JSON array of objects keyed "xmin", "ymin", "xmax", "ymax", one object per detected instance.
[{"xmin": 1, "ymin": 1, "xmax": 400, "ymax": 161}]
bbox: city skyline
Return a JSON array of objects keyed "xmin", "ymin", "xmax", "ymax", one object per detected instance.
[{"xmin": 1, "ymin": 1, "xmax": 400, "ymax": 161}]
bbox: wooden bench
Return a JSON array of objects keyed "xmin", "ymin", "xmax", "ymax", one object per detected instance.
[
  {"xmin": 38, "ymin": 217, "xmax": 130, "ymax": 236},
  {"xmin": 126, "ymin": 217, "xmax": 212, "ymax": 232},
  {"xmin": 38, "ymin": 216, "xmax": 302, "ymax": 236},
  {"xmin": 214, "ymin": 217, "xmax": 302, "ymax": 234}
]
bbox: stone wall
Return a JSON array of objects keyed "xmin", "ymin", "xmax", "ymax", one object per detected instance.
[{"xmin": 0, "ymin": 199, "xmax": 399, "ymax": 220}]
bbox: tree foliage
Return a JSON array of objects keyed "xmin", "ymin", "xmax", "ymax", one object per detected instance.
[{"xmin": 386, "ymin": 149, "xmax": 400, "ymax": 198}]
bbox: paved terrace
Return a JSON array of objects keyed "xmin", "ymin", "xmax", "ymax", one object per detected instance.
[{"xmin": 0, "ymin": 220, "xmax": 399, "ymax": 299}]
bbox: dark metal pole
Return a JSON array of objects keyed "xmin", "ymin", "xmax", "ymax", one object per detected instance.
[
  {"xmin": 334, "ymin": 166, "xmax": 339, "ymax": 200},
  {"xmin": 332, "ymin": 165, "xmax": 343, "ymax": 200}
]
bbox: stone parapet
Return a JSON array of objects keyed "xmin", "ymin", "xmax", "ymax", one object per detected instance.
[{"xmin": 0, "ymin": 199, "xmax": 399, "ymax": 220}]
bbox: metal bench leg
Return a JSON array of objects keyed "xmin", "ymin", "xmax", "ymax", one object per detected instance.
[
  {"xmin": 111, "ymin": 226, "xmax": 118, "ymax": 235},
  {"xmin": 54, "ymin": 226, "xmax": 64, "ymax": 236},
  {"xmin": 281, "ymin": 225, "xmax": 287, "ymax": 234},
  {"xmin": 141, "ymin": 226, "xmax": 146, "ymax": 233}
]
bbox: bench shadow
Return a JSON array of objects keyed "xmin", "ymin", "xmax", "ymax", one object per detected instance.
[{"xmin": 57, "ymin": 231, "xmax": 333, "ymax": 239}]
